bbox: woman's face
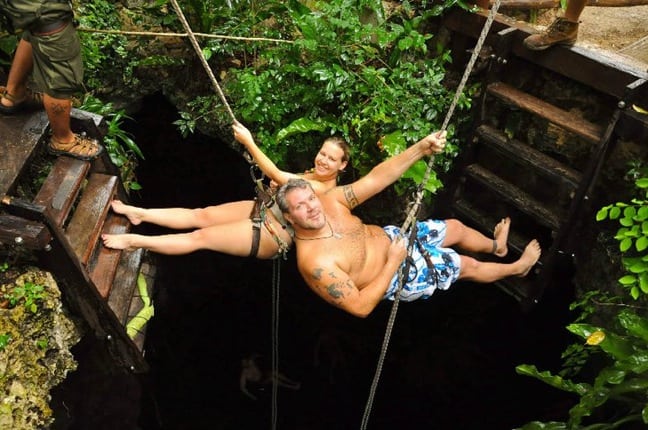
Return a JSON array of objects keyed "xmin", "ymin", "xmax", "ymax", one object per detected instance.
[{"xmin": 313, "ymin": 141, "xmax": 348, "ymax": 178}]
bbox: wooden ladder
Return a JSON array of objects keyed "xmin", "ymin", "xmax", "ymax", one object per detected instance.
[
  {"xmin": 0, "ymin": 109, "xmax": 152, "ymax": 372},
  {"xmin": 440, "ymin": 8, "xmax": 648, "ymax": 307}
]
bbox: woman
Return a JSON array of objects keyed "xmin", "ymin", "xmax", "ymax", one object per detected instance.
[{"xmin": 101, "ymin": 122, "xmax": 349, "ymax": 259}]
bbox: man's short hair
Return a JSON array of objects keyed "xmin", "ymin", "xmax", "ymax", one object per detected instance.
[{"xmin": 276, "ymin": 178, "xmax": 313, "ymax": 213}]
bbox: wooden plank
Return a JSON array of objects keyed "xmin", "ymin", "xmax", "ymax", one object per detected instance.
[
  {"xmin": 0, "ymin": 111, "xmax": 49, "ymax": 197},
  {"xmin": 0, "ymin": 214, "xmax": 49, "ymax": 249},
  {"xmin": 90, "ymin": 213, "xmax": 130, "ymax": 298},
  {"xmin": 65, "ymin": 173, "xmax": 117, "ymax": 264},
  {"xmin": 476, "ymin": 124, "xmax": 582, "ymax": 188},
  {"xmin": 33, "ymin": 157, "xmax": 90, "ymax": 227},
  {"xmin": 487, "ymin": 82, "xmax": 603, "ymax": 143},
  {"xmin": 107, "ymin": 247, "xmax": 144, "ymax": 324},
  {"xmin": 464, "ymin": 163, "xmax": 563, "ymax": 230}
]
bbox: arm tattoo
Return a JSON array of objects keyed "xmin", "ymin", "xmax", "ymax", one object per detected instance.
[
  {"xmin": 343, "ymin": 185, "xmax": 359, "ymax": 208},
  {"xmin": 311, "ymin": 268, "xmax": 323, "ymax": 281},
  {"xmin": 326, "ymin": 280, "xmax": 352, "ymax": 299}
]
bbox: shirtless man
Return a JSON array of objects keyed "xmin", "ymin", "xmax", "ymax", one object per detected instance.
[{"xmin": 275, "ymin": 131, "xmax": 541, "ymax": 318}]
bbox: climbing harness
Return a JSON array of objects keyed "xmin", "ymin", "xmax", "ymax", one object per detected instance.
[{"xmin": 359, "ymin": 3, "xmax": 503, "ymax": 429}]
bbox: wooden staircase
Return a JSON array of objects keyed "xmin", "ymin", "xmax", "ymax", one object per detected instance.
[
  {"xmin": 0, "ymin": 109, "xmax": 153, "ymax": 372},
  {"xmin": 439, "ymin": 8, "xmax": 648, "ymax": 307}
]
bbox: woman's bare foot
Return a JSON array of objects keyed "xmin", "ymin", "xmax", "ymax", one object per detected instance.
[
  {"xmin": 493, "ymin": 217, "xmax": 511, "ymax": 257},
  {"xmin": 516, "ymin": 239, "xmax": 541, "ymax": 277},
  {"xmin": 102, "ymin": 233, "xmax": 136, "ymax": 250},
  {"xmin": 111, "ymin": 200, "xmax": 143, "ymax": 225}
]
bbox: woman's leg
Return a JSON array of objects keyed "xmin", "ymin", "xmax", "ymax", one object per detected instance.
[
  {"xmin": 441, "ymin": 218, "xmax": 510, "ymax": 257},
  {"xmin": 102, "ymin": 217, "xmax": 291, "ymax": 259},
  {"xmin": 110, "ymin": 200, "xmax": 255, "ymax": 229}
]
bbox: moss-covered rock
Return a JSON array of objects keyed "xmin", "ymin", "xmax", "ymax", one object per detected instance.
[{"xmin": 0, "ymin": 268, "xmax": 82, "ymax": 430}]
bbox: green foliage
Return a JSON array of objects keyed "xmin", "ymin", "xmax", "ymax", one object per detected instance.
[
  {"xmin": 517, "ymin": 177, "xmax": 648, "ymax": 429},
  {"xmin": 0, "ymin": 333, "xmax": 10, "ymax": 351},
  {"xmin": 79, "ymin": 95, "xmax": 144, "ymax": 191},
  {"xmin": 596, "ymin": 177, "xmax": 648, "ymax": 300},
  {"xmin": 3, "ymin": 281, "xmax": 45, "ymax": 314},
  {"xmin": 178, "ymin": 0, "xmax": 466, "ymax": 195}
]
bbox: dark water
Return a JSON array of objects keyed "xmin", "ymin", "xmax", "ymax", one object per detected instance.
[{"xmin": 52, "ymin": 93, "xmax": 576, "ymax": 430}]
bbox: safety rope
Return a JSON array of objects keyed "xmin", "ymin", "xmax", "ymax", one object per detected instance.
[
  {"xmin": 167, "ymin": 3, "xmax": 283, "ymax": 426},
  {"xmin": 271, "ymin": 258, "xmax": 281, "ymax": 430},
  {"xmin": 359, "ymin": 4, "xmax": 502, "ymax": 429},
  {"xmin": 77, "ymin": 27, "xmax": 294, "ymax": 44},
  {"xmin": 168, "ymin": 0, "xmax": 236, "ymax": 122}
]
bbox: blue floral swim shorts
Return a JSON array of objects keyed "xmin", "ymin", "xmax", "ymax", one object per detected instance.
[{"xmin": 383, "ymin": 220, "xmax": 461, "ymax": 302}]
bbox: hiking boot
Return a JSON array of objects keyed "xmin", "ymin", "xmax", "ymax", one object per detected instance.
[{"xmin": 523, "ymin": 17, "xmax": 579, "ymax": 51}]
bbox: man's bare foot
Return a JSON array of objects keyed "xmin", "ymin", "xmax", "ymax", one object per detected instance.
[
  {"xmin": 493, "ymin": 217, "xmax": 511, "ymax": 257},
  {"xmin": 516, "ymin": 239, "xmax": 541, "ymax": 277},
  {"xmin": 102, "ymin": 233, "xmax": 135, "ymax": 250},
  {"xmin": 111, "ymin": 200, "xmax": 143, "ymax": 225}
]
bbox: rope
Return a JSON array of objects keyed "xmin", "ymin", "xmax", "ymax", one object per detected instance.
[
  {"xmin": 168, "ymin": 0, "xmax": 236, "ymax": 122},
  {"xmin": 271, "ymin": 258, "xmax": 281, "ymax": 430},
  {"xmin": 77, "ymin": 26, "xmax": 293, "ymax": 44},
  {"xmin": 359, "ymin": 4, "xmax": 502, "ymax": 429}
]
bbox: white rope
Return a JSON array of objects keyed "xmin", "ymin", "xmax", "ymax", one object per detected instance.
[
  {"xmin": 168, "ymin": 0, "xmax": 237, "ymax": 122},
  {"xmin": 359, "ymin": 4, "xmax": 502, "ymax": 429}
]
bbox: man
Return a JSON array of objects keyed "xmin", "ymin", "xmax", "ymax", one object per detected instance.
[
  {"xmin": 276, "ymin": 131, "xmax": 541, "ymax": 318},
  {"xmin": 0, "ymin": 0, "xmax": 103, "ymax": 160}
]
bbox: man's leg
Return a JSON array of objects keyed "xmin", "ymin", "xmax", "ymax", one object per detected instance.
[
  {"xmin": 1, "ymin": 39, "xmax": 33, "ymax": 108},
  {"xmin": 457, "ymin": 240, "xmax": 541, "ymax": 283}
]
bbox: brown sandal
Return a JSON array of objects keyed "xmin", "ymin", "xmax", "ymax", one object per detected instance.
[
  {"xmin": 0, "ymin": 86, "xmax": 44, "ymax": 115},
  {"xmin": 47, "ymin": 134, "xmax": 104, "ymax": 161}
]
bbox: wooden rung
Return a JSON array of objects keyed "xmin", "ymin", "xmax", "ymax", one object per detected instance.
[
  {"xmin": 90, "ymin": 213, "xmax": 131, "ymax": 298},
  {"xmin": 476, "ymin": 125, "xmax": 582, "ymax": 189},
  {"xmin": 107, "ymin": 247, "xmax": 145, "ymax": 324},
  {"xmin": 0, "ymin": 214, "xmax": 49, "ymax": 250},
  {"xmin": 33, "ymin": 157, "xmax": 90, "ymax": 227},
  {"xmin": 65, "ymin": 173, "xmax": 118, "ymax": 264},
  {"xmin": 464, "ymin": 164, "xmax": 563, "ymax": 230},
  {"xmin": 487, "ymin": 82, "xmax": 603, "ymax": 144}
]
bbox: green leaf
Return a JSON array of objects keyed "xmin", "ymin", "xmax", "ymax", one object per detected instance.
[
  {"xmin": 596, "ymin": 207, "xmax": 609, "ymax": 221},
  {"xmin": 637, "ymin": 235, "xmax": 648, "ymax": 251},
  {"xmin": 276, "ymin": 117, "xmax": 330, "ymax": 141},
  {"xmin": 636, "ymin": 178, "xmax": 648, "ymax": 189},
  {"xmin": 610, "ymin": 206, "xmax": 622, "ymax": 219},
  {"xmin": 515, "ymin": 364, "xmax": 589, "ymax": 395},
  {"xmin": 620, "ymin": 237, "xmax": 633, "ymax": 252},
  {"xmin": 619, "ymin": 275, "xmax": 636, "ymax": 285}
]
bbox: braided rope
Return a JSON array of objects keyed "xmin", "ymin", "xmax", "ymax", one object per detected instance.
[
  {"xmin": 359, "ymin": 4, "xmax": 502, "ymax": 429},
  {"xmin": 169, "ymin": 0, "xmax": 237, "ymax": 122}
]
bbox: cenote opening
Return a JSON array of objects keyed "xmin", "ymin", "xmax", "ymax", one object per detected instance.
[{"xmin": 51, "ymin": 93, "xmax": 577, "ymax": 430}]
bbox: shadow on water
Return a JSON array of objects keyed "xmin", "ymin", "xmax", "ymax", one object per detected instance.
[{"xmin": 52, "ymin": 93, "xmax": 577, "ymax": 430}]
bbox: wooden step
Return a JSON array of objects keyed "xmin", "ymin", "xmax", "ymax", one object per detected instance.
[
  {"xmin": 89, "ymin": 213, "xmax": 131, "ymax": 298},
  {"xmin": 475, "ymin": 124, "xmax": 582, "ymax": 190},
  {"xmin": 464, "ymin": 164, "xmax": 562, "ymax": 230},
  {"xmin": 33, "ymin": 157, "xmax": 91, "ymax": 227},
  {"xmin": 487, "ymin": 82, "xmax": 604, "ymax": 144},
  {"xmin": 65, "ymin": 173, "xmax": 118, "ymax": 264},
  {"xmin": 0, "ymin": 213, "xmax": 49, "ymax": 249},
  {"xmin": 107, "ymin": 247, "xmax": 146, "ymax": 324},
  {"xmin": 0, "ymin": 111, "xmax": 49, "ymax": 197}
]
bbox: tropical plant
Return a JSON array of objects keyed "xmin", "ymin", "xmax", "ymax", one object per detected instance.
[
  {"xmin": 175, "ymin": 0, "xmax": 469, "ymax": 198},
  {"xmin": 516, "ymin": 177, "xmax": 648, "ymax": 429}
]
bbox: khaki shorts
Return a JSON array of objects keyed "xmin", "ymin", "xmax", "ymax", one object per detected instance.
[{"xmin": 22, "ymin": 22, "xmax": 83, "ymax": 99}]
